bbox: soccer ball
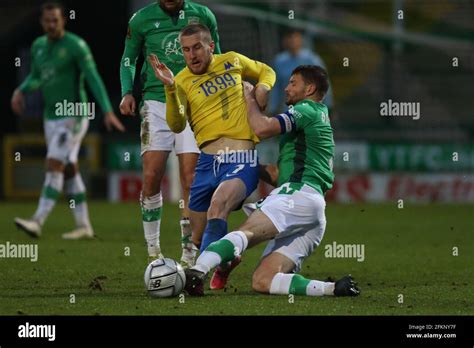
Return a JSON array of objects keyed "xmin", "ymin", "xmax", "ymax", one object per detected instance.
[{"xmin": 144, "ymin": 258, "xmax": 186, "ymax": 298}]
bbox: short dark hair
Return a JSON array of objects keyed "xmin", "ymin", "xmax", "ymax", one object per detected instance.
[
  {"xmin": 291, "ymin": 65, "xmax": 329, "ymax": 100},
  {"xmin": 41, "ymin": 2, "xmax": 65, "ymax": 16},
  {"xmin": 284, "ymin": 28, "xmax": 302, "ymax": 37},
  {"xmin": 180, "ymin": 23, "xmax": 212, "ymax": 43}
]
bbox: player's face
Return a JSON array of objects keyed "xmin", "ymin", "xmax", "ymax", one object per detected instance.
[
  {"xmin": 285, "ymin": 32, "xmax": 303, "ymax": 54},
  {"xmin": 181, "ymin": 33, "xmax": 215, "ymax": 75},
  {"xmin": 285, "ymin": 74, "xmax": 308, "ymax": 105},
  {"xmin": 41, "ymin": 9, "xmax": 65, "ymax": 40},
  {"xmin": 159, "ymin": 0, "xmax": 183, "ymax": 14}
]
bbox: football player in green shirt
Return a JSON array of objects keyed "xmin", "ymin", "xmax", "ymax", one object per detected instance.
[
  {"xmin": 119, "ymin": 0, "xmax": 220, "ymax": 267},
  {"xmin": 11, "ymin": 2, "xmax": 124, "ymax": 240},
  {"xmin": 185, "ymin": 65, "xmax": 360, "ymax": 297}
]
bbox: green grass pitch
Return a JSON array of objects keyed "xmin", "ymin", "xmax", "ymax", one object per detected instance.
[{"xmin": 0, "ymin": 201, "xmax": 472, "ymax": 315}]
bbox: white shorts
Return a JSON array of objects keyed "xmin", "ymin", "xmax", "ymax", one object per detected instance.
[
  {"xmin": 140, "ymin": 100, "xmax": 199, "ymax": 156},
  {"xmin": 44, "ymin": 117, "xmax": 89, "ymax": 164},
  {"xmin": 259, "ymin": 184, "xmax": 327, "ymax": 273}
]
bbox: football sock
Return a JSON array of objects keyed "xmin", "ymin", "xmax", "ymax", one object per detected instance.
[
  {"xmin": 193, "ymin": 230, "xmax": 248, "ymax": 274},
  {"xmin": 65, "ymin": 173, "xmax": 91, "ymax": 228},
  {"xmin": 180, "ymin": 218, "xmax": 195, "ymax": 259},
  {"xmin": 33, "ymin": 171, "xmax": 64, "ymax": 225},
  {"xmin": 200, "ymin": 218, "xmax": 227, "ymax": 252},
  {"xmin": 269, "ymin": 273, "xmax": 335, "ymax": 296},
  {"xmin": 141, "ymin": 192, "xmax": 162, "ymax": 256}
]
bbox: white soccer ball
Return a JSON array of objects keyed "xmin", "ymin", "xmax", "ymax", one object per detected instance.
[{"xmin": 144, "ymin": 258, "xmax": 186, "ymax": 298}]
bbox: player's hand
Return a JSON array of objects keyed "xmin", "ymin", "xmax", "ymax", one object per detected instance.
[
  {"xmin": 242, "ymin": 81, "xmax": 255, "ymax": 99},
  {"xmin": 255, "ymin": 84, "xmax": 270, "ymax": 111},
  {"xmin": 148, "ymin": 54, "xmax": 174, "ymax": 86},
  {"xmin": 104, "ymin": 112, "xmax": 126, "ymax": 132},
  {"xmin": 119, "ymin": 94, "xmax": 136, "ymax": 116},
  {"xmin": 11, "ymin": 89, "xmax": 25, "ymax": 116}
]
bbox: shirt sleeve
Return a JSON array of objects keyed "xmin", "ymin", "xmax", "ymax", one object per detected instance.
[
  {"xmin": 19, "ymin": 43, "xmax": 42, "ymax": 93},
  {"xmin": 205, "ymin": 7, "xmax": 221, "ymax": 54},
  {"xmin": 164, "ymin": 82, "xmax": 188, "ymax": 134},
  {"xmin": 235, "ymin": 52, "xmax": 276, "ymax": 90},
  {"xmin": 120, "ymin": 14, "xmax": 143, "ymax": 97},
  {"xmin": 274, "ymin": 104, "xmax": 307, "ymax": 134},
  {"xmin": 76, "ymin": 38, "xmax": 113, "ymax": 113}
]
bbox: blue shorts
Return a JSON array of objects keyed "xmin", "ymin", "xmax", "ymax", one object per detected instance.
[{"xmin": 189, "ymin": 151, "xmax": 259, "ymax": 212}]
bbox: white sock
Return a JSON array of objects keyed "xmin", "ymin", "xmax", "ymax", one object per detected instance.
[
  {"xmin": 141, "ymin": 192, "xmax": 162, "ymax": 256},
  {"xmin": 193, "ymin": 230, "xmax": 248, "ymax": 274},
  {"xmin": 33, "ymin": 171, "xmax": 64, "ymax": 225},
  {"xmin": 269, "ymin": 273, "xmax": 335, "ymax": 296},
  {"xmin": 65, "ymin": 173, "xmax": 91, "ymax": 228},
  {"xmin": 180, "ymin": 218, "xmax": 195, "ymax": 260}
]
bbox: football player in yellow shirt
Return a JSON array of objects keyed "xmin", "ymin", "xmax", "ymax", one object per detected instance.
[{"xmin": 149, "ymin": 23, "xmax": 275, "ymax": 289}]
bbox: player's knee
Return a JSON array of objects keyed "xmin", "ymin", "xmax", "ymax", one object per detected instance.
[
  {"xmin": 251, "ymin": 271, "xmax": 273, "ymax": 293},
  {"xmin": 142, "ymin": 169, "xmax": 162, "ymax": 195},
  {"xmin": 207, "ymin": 196, "xmax": 226, "ymax": 219},
  {"xmin": 46, "ymin": 158, "xmax": 64, "ymax": 172},
  {"xmin": 64, "ymin": 163, "xmax": 77, "ymax": 179}
]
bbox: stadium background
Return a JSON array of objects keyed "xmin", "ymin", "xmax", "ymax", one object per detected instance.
[
  {"xmin": 1, "ymin": 0, "xmax": 473, "ymax": 203},
  {"xmin": 0, "ymin": 0, "xmax": 473, "ymax": 316}
]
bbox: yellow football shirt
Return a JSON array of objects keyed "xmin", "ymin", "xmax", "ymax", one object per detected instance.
[{"xmin": 165, "ymin": 51, "xmax": 276, "ymax": 147}]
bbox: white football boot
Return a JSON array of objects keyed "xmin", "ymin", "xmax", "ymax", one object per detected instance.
[
  {"xmin": 62, "ymin": 226, "xmax": 94, "ymax": 240},
  {"xmin": 147, "ymin": 246, "xmax": 164, "ymax": 264},
  {"xmin": 14, "ymin": 217, "xmax": 41, "ymax": 238}
]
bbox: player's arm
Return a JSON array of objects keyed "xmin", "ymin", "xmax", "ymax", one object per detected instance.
[
  {"xmin": 119, "ymin": 15, "xmax": 143, "ymax": 116},
  {"xmin": 148, "ymin": 54, "xmax": 187, "ymax": 133},
  {"xmin": 243, "ymin": 82, "xmax": 294, "ymax": 140},
  {"xmin": 236, "ymin": 52, "xmax": 276, "ymax": 110},
  {"xmin": 205, "ymin": 7, "xmax": 221, "ymax": 54},
  {"xmin": 12, "ymin": 44, "xmax": 41, "ymax": 115},
  {"xmin": 76, "ymin": 39, "xmax": 125, "ymax": 131}
]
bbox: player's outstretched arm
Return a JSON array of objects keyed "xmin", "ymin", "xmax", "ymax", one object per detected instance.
[
  {"xmin": 148, "ymin": 54, "xmax": 187, "ymax": 133},
  {"xmin": 243, "ymin": 82, "xmax": 281, "ymax": 139}
]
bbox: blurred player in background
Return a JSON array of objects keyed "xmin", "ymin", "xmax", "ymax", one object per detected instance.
[
  {"xmin": 185, "ymin": 66, "xmax": 360, "ymax": 298},
  {"xmin": 270, "ymin": 29, "xmax": 333, "ymax": 114},
  {"xmin": 11, "ymin": 2, "xmax": 124, "ymax": 240},
  {"xmin": 149, "ymin": 23, "xmax": 275, "ymax": 288},
  {"xmin": 119, "ymin": 0, "xmax": 220, "ymax": 267}
]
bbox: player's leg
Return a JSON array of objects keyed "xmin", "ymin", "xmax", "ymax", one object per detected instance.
[
  {"xmin": 252, "ymin": 188, "xmax": 360, "ymax": 297},
  {"xmin": 199, "ymin": 177, "xmax": 248, "ymax": 252},
  {"xmin": 253, "ymin": 248, "xmax": 359, "ymax": 297},
  {"xmin": 141, "ymin": 150, "xmax": 169, "ymax": 260},
  {"xmin": 61, "ymin": 118, "xmax": 93, "ymax": 240},
  {"xmin": 61, "ymin": 162, "xmax": 93, "ymax": 239},
  {"xmin": 15, "ymin": 120, "xmax": 69, "ymax": 237},
  {"xmin": 140, "ymin": 100, "xmax": 174, "ymax": 261},
  {"xmin": 174, "ymin": 122, "xmax": 199, "ymax": 268},
  {"xmin": 185, "ymin": 209, "xmax": 278, "ymax": 295}
]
